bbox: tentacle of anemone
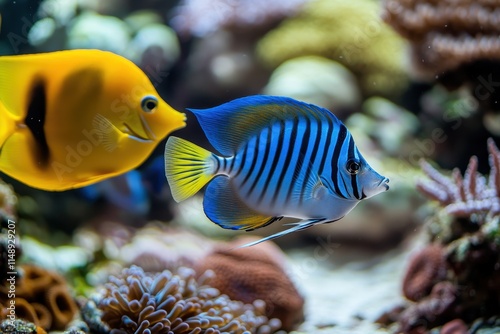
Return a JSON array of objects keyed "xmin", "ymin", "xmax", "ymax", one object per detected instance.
[{"xmin": 89, "ymin": 265, "xmax": 283, "ymax": 334}]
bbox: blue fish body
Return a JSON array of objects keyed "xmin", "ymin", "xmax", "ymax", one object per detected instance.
[{"xmin": 165, "ymin": 95, "xmax": 389, "ymax": 246}]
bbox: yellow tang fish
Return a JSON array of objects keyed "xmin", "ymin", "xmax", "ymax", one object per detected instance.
[{"xmin": 0, "ymin": 49, "xmax": 186, "ymax": 191}]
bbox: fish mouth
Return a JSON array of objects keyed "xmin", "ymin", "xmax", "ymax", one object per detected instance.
[
  {"xmin": 123, "ymin": 123, "xmax": 152, "ymax": 142},
  {"xmin": 378, "ymin": 177, "xmax": 390, "ymax": 191}
]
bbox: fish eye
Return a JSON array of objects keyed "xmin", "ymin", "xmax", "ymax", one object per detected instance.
[
  {"xmin": 141, "ymin": 95, "xmax": 158, "ymax": 113},
  {"xmin": 346, "ymin": 159, "xmax": 361, "ymax": 175}
]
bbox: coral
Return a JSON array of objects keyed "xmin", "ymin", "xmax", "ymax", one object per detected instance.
[
  {"xmin": 46, "ymin": 285, "xmax": 79, "ymax": 329},
  {"xmin": 262, "ymin": 56, "xmax": 361, "ymax": 114},
  {"xmin": 389, "ymin": 139, "xmax": 500, "ymax": 333},
  {"xmin": 78, "ymin": 223, "xmax": 215, "ymax": 275},
  {"xmin": 170, "ymin": 0, "xmax": 308, "ymax": 38},
  {"xmin": 21, "ymin": 236, "xmax": 92, "ymax": 273},
  {"xmin": 0, "ymin": 178, "xmax": 17, "ymax": 220},
  {"xmin": 382, "ymin": 0, "xmax": 500, "ymax": 77},
  {"xmin": 0, "ymin": 318, "xmax": 47, "ymax": 334},
  {"xmin": 257, "ymin": 0, "xmax": 409, "ymax": 97},
  {"xmin": 402, "ymin": 244, "xmax": 447, "ymax": 302},
  {"xmin": 346, "ymin": 97, "xmax": 419, "ymax": 156},
  {"xmin": 469, "ymin": 316, "xmax": 500, "ymax": 334},
  {"xmin": 398, "ymin": 281, "xmax": 458, "ymax": 333},
  {"xmin": 382, "ymin": 0, "xmax": 500, "ymax": 110},
  {"xmin": 114, "ymin": 225, "xmax": 214, "ymax": 273},
  {"xmin": 440, "ymin": 319, "xmax": 468, "ymax": 334},
  {"xmin": 83, "ymin": 265, "xmax": 282, "ymax": 334},
  {"xmin": 29, "ymin": 1, "xmax": 181, "ymax": 77},
  {"xmin": 417, "ymin": 138, "xmax": 500, "ymax": 238},
  {"xmin": 0, "ymin": 264, "xmax": 78, "ymax": 331},
  {"xmin": 67, "ymin": 12, "xmax": 131, "ymax": 54},
  {"xmin": 194, "ymin": 237, "xmax": 304, "ymax": 331},
  {"xmin": 126, "ymin": 23, "xmax": 180, "ymax": 72}
]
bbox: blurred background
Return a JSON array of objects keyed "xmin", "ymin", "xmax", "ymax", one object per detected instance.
[{"xmin": 0, "ymin": 0, "xmax": 499, "ymax": 333}]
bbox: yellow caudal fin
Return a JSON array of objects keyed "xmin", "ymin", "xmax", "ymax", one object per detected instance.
[{"xmin": 164, "ymin": 136, "xmax": 217, "ymax": 202}]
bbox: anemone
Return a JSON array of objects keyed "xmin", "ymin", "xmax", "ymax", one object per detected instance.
[{"xmin": 84, "ymin": 265, "xmax": 282, "ymax": 334}]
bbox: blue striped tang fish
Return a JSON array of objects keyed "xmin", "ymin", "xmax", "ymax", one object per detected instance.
[{"xmin": 165, "ymin": 95, "xmax": 389, "ymax": 247}]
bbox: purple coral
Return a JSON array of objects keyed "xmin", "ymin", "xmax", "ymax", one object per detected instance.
[
  {"xmin": 86, "ymin": 265, "xmax": 282, "ymax": 334},
  {"xmin": 171, "ymin": 0, "xmax": 308, "ymax": 37},
  {"xmin": 417, "ymin": 138, "xmax": 500, "ymax": 221},
  {"xmin": 395, "ymin": 139, "xmax": 500, "ymax": 333}
]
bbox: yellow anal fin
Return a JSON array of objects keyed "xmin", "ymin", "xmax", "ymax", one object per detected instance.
[
  {"xmin": 203, "ymin": 176, "xmax": 280, "ymax": 231},
  {"xmin": 164, "ymin": 136, "xmax": 215, "ymax": 202}
]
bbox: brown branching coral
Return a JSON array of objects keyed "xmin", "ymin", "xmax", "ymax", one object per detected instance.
[
  {"xmin": 0, "ymin": 264, "xmax": 78, "ymax": 331},
  {"xmin": 402, "ymin": 244, "xmax": 447, "ymax": 302},
  {"xmin": 382, "ymin": 0, "xmax": 500, "ymax": 110},
  {"xmin": 382, "ymin": 0, "xmax": 500, "ymax": 76},
  {"xmin": 195, "ymin": 238, "xmax": 304, "ymax": 331},
  {"xmin": 84, "ymin": 265, "xmax": 282, "ymax": 334}
]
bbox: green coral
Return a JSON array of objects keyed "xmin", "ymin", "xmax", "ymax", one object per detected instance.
[{"xmin": 257, "ymin": 0, "xmax": 409, "ymax": 97}]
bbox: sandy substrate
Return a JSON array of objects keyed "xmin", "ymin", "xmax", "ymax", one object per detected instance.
[{"xmin": 286, "ymin": 237, "xmax": 422, "ymax": 334}]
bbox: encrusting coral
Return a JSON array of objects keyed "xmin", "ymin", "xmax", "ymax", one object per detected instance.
[
  {"xmin": 83, "ymin": 265, "xmax": 282, "ymax": 334},
  {"xmin": 386, "ymin": 139, "xmax": 500, "ymax": 333},
  {"xmin": 398, "ymin": 281, "xmax": 459, "ymax": 333},
  {"xmin": 401, "ymin": 243, "xmax": 447, "ymax": 302},
  {"xmin": 0, "ymin": 318, "xmax": 47, "ymax": 334},
  {"xmin": 257, "ymin": 0, "xmax": 409, "ymax": 97},
  {"xmin": 194, "ymin": 237, "xmax": 304, "ymax": 331},
  {"xmin": 0, "ymin": 264, "xmax": 78, "ymax": 331},
  {"xmin": 440, "ymin": 319, "xmax": 468, "ymax": 334}
]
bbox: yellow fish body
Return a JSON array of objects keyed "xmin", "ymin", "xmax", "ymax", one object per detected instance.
[{"xmin": 0, "ymin": 49, "xmax": 186, "ymax": 190}]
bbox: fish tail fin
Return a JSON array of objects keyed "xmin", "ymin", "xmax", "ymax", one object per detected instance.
[{"xmin": 165, "ymin": 136, "xmax": 218, "ymax": 202}]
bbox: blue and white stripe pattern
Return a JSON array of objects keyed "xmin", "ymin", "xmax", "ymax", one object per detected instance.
[{"xmin": 165, "ymin": 95, "xmax": 389, "ymax": 246}]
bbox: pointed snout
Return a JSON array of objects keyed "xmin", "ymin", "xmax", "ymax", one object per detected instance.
[{"xmin": 362, "ymin": 174, "xmax": 390, "ymax": 199}]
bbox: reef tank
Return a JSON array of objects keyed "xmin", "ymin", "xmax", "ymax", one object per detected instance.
[{"xmin": 0, "ymin": 0, "xmax": 499, "ymax": 333}]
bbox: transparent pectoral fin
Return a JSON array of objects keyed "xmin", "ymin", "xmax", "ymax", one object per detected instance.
[
  {"xmin": 203, "ymin": 176, "xmax": 281, "ymax": 231},
  {"xmin": 235, "ymin": 218, "xmax": 327, "ymax": 248}
]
